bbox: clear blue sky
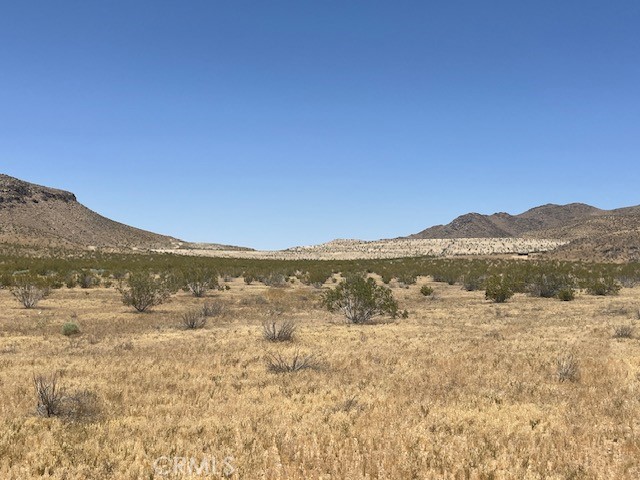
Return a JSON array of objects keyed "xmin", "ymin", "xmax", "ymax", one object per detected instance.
[{"xmin": 1, "ymin": 1, "xmax": 639, "ymax": 249}]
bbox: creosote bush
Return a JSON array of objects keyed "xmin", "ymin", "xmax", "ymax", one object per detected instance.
[
  {"xmin": 322, "ymin": 274, "xmax": 399, "ymax": 324},
  {"xmin": 585, "ymin": 277, "xmax": 621, "ymax": 296},
  {"xmin": 263, "ymin": 320, "xmax": 296, "ymax": 342},
  {"xmin": 118, "ymin": 272, "xmax": 174, "ymax": 312},
  {"xmin": 183, "ymin": 266, "xmax": 218, "ymax": 297},
  {"xmin": 201, "ymin": 300, "xmax": 226, "ymax": 318},
  {"xmin": 485, "ymin": 275, "xmax": 514, "ymax": 303},
  {"xmin": 12, "ymin": 284, "xmax": 46, "ymax": 308}
]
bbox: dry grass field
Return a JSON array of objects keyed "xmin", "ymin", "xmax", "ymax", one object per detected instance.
[{"xmin": 1, "ymin": 277, "xmax": 640, "ymax": 479}]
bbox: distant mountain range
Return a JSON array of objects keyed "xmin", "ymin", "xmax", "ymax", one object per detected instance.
[
  {"xmin": 405, "ymin": 203, "xmax": 640, "ymax": 262},
  {"xmin": 2, "ymin": 173, "xmax": 639, "ymax": 261}
]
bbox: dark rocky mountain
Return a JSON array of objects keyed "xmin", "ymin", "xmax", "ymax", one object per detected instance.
[
  {"xmin": 406, "ymin": 202, "xmax": 640, "ymax": 262},
  {"xmin": 0, "ymin": 174, "xmax": 184, "ymax": 251}
]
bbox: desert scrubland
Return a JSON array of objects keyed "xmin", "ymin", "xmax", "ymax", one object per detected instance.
[
  {"xmin": 164, "ymin": 237, "xmax": 568, "ymax": 260},
  {"xmin": 1, "ymin": 271, "xmax": 639, "ymax": 479}
]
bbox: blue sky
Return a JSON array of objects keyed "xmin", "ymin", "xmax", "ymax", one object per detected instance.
[{"xmin": 1, "ymin": 1, "xmax": 639, "ymax": 249}]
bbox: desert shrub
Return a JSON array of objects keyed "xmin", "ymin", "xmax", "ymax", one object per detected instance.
[
  {"xmin": 556, "ymin": 353, "xmax": 580, "ymax": 382},
  {"xmin": 118, "ymin": 272, "xmax": 174, "ymax": 312},
  {"xmin": 33, "ymin": 373, "xmax": 99, "ymax": 420},
  {"xmin": 396, "ymin": 273, "xmax": 417, "ymax": 286},
  {"xmin": 266, "ymin": 350, "xmax": 320, "ymax": 373},
  {"xmin": 11, "ymin": 282, "xmax": 47, "ymax": 309},
  {"xmin": 432, "ymin": 272, "xmax": 458, "ymax": 285},
  {"xmin": 263, "ymin": 320, "xmax": 296, "ymax": 342},
  {"xmin": 62, "ymin": 322, "xmax": 80, "ymax": 336},
  {"xmin": 462, "ymin": 274, "xmax": 485, "ymax": 292},
  {"xmin": 201, "ymin": 301, "xmax": 226, "ymax": 318},
  {"xmin": 322, "ymin": 274, "xmax": 399, "ymax": 324},
  {"xmin": 78, "ymin": 270, "xmax": 100, "ymax": 289},
  {"xmin": 420, "ymin": 285, "xmax": 434, "ymax": 297},
  {"xmin": 34, "ymin": 373, "xmax": 63, "ymax": 417},
  {"xmin": 527, "ymin": 273, "xmax": 574, "ymax": 299},
  {"xmin": 557, "ymin": 288, "xmax": 576, "ymax": 301},
  {"xmin": 301, "ymin": 270, "xmax": 331, "ymax": 288},
  {"xmin": 183, "ymin": 266, "xmax": 218, "ymax": 297},
  {"xmin": 180, "ymin": 310, "xmax": 207, "ymax": 329},
  {"xmin": 485, "ymin": 275, "xmax": 514, "ymax": 303},
  {"xmin": 261, "ymin": 272, "xmax": 288, "ymax": 288},
  {"xmin": 243, "ymin": 273, "xmax": 256, "ymax": 285},
  {"xmin": 612, "ymin": 325, "xmax": 633, "ymax": 339},
  {"xmin": 585, "ymin": 277, "xmax": 621, "ymax": 296}
]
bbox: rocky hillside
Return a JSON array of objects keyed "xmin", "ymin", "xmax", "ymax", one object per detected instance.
[
  {"xmin": 407, "ymin": 203, "xmax": 605, "ymax": 239},
  {"xmin": 0, "ymin": 174, "xmax": 183, "ymax": 251},
  {"xmin": 406, "ymin": 202, "xmax": 640, "ymax": 262}
]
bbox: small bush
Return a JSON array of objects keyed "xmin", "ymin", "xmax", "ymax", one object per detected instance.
[
  {"xmin": 118, "ymin": 272, "xmax": 173, "ymax": 312},
  {"xmin": 261, "ymin": 272, "xmax": 288, "ymax": 288},
  {"xmin": 527, "ymin": 273, "xmax": 574, "ymax": 299},
  {"xmin": 322, "ymin": 274, "xmax": 399, "ymax": 324},
  {"xmin": 34, "ymin": 373, "xmax": 63, "ymax": 417},
  {"xmin": 180, "ymin": 310, "xmax": 207, "ymax": 329},
  {"xmin": 557, "ymin": 288, "xmax": 575, "ymax": 301},
  {"xmin": 612, "ymin": 325, "xmax": 633, "ymax": 339},
  {"xmin": 183, "ymin": 266, "xmax": 218, "ymax": 297},
  {"xmin": 263, "ymin": 320, "xmax": 296, "ymax": 342},
  {"xmin": 201, "ymin": 301, "xmax": 226, "ymax": 318},
  {"xmin": 266, "ymin": 350, "xmax": 320, "ymax": 373},
  {"xmin": 420, "ymin": 285, "xmax": 434, "ymax": 297},
  {"xmin": 243, "ymin": 273, "xmax": 256, "ymax": 285},
  {"xmin": 485, "ymin": 275, "xmax": 514, "ymax": 303},
  {"xmin": 62, "ymin": 322, "xmax": 80, "ymax": 336},
  {"xmin": 462, "ymin": 274, "xmax": 485, "ymax": 292},
  {"xmin": 11, "ymin": 283, "xmax": 46, "ymax": 309},
  {"xmin": 586, "ymin": 277, "xmax": 621, "ymax": 296},
  {"xmin": 556, "ymin": 353, "xmax": 580, "ymax": 382}
]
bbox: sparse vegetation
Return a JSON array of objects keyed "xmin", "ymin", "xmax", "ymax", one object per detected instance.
[{"xmin": 183, "ymin": 266, "xmax": 218, "ymax": 297}]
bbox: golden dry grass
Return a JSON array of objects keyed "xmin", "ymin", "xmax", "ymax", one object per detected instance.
[{"xmin": 1, "ymin": 278, "xmax": 640, "ymax": 479}]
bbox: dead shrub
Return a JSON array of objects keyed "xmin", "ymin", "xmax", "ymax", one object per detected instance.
[
  {"xmin": 202, "ymin": 301, "xmax": 226, "ymax": 318},
  {"xmin": 180, "ymin": 310, "xmax": 207, "ymax": 329},
  {"xmin": 556, "ymin": 353, "xmax": 580, "ymax": 382},
  {"xmin": 12, "ymin": 284, "xmax": 47, "ymax": 309},
  {"xmin": 266, "ymin": 350, "xmax": 321, "ymax": 373},
  {"xmin": 34, "ymin": 373, "xmax": 63, "ymax": 417},
  {"xmin": 262, "ymin": 320, "xmax": 296, "ymax": 342},
  {"xmin": 612, "ymin": 325, "xmax": 633, "ymax": 339}
]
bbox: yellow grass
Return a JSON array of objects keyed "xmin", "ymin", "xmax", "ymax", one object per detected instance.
[{"xmin": 1, "ymin": 278, "xmax": 639, "ymax": 479}]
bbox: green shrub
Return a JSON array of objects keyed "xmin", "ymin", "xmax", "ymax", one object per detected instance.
[
  {"xmin": 182, "ymin": 266, "xmax": 218, "ymax": 297},
  {"xmin": 118, "ymin": 272, "xmax": 174, "ymax": 312},
  {"xmin": 62, "ymin": 322, "xmax": 80, "ymax": 336},
  {"xmin": 485, "ymin": 275, "xmax": 514, "ymax": 303},
  {"xmin": 322, "ymin": 274, "xmax": 399, "ymax": 324},
  {"xmin": 527, "ymin": 273, "xmax": 573, "ymax": 298},
  {"xmin": 420, "ymin": 285, "xmax": 434, "ymax": 297},
  {"xmin": 585, "ymin": 277, "xmax": 621, "ymax": 296},
  {"xmin": 557, "ymin": 288, "xmax": 575, "ymax": 301}
]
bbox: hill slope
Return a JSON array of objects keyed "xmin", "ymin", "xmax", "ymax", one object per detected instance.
[
  {"xmin": 407, "ymin": 203, "xmax": 605, "ymax": 239},
  {"xmin": 0, "ymin": 174, "xmax": 183, "ymax": 251},
  {"xmin": 406, "ymin": 203, "xmax": 640, "ymax": 262}
]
